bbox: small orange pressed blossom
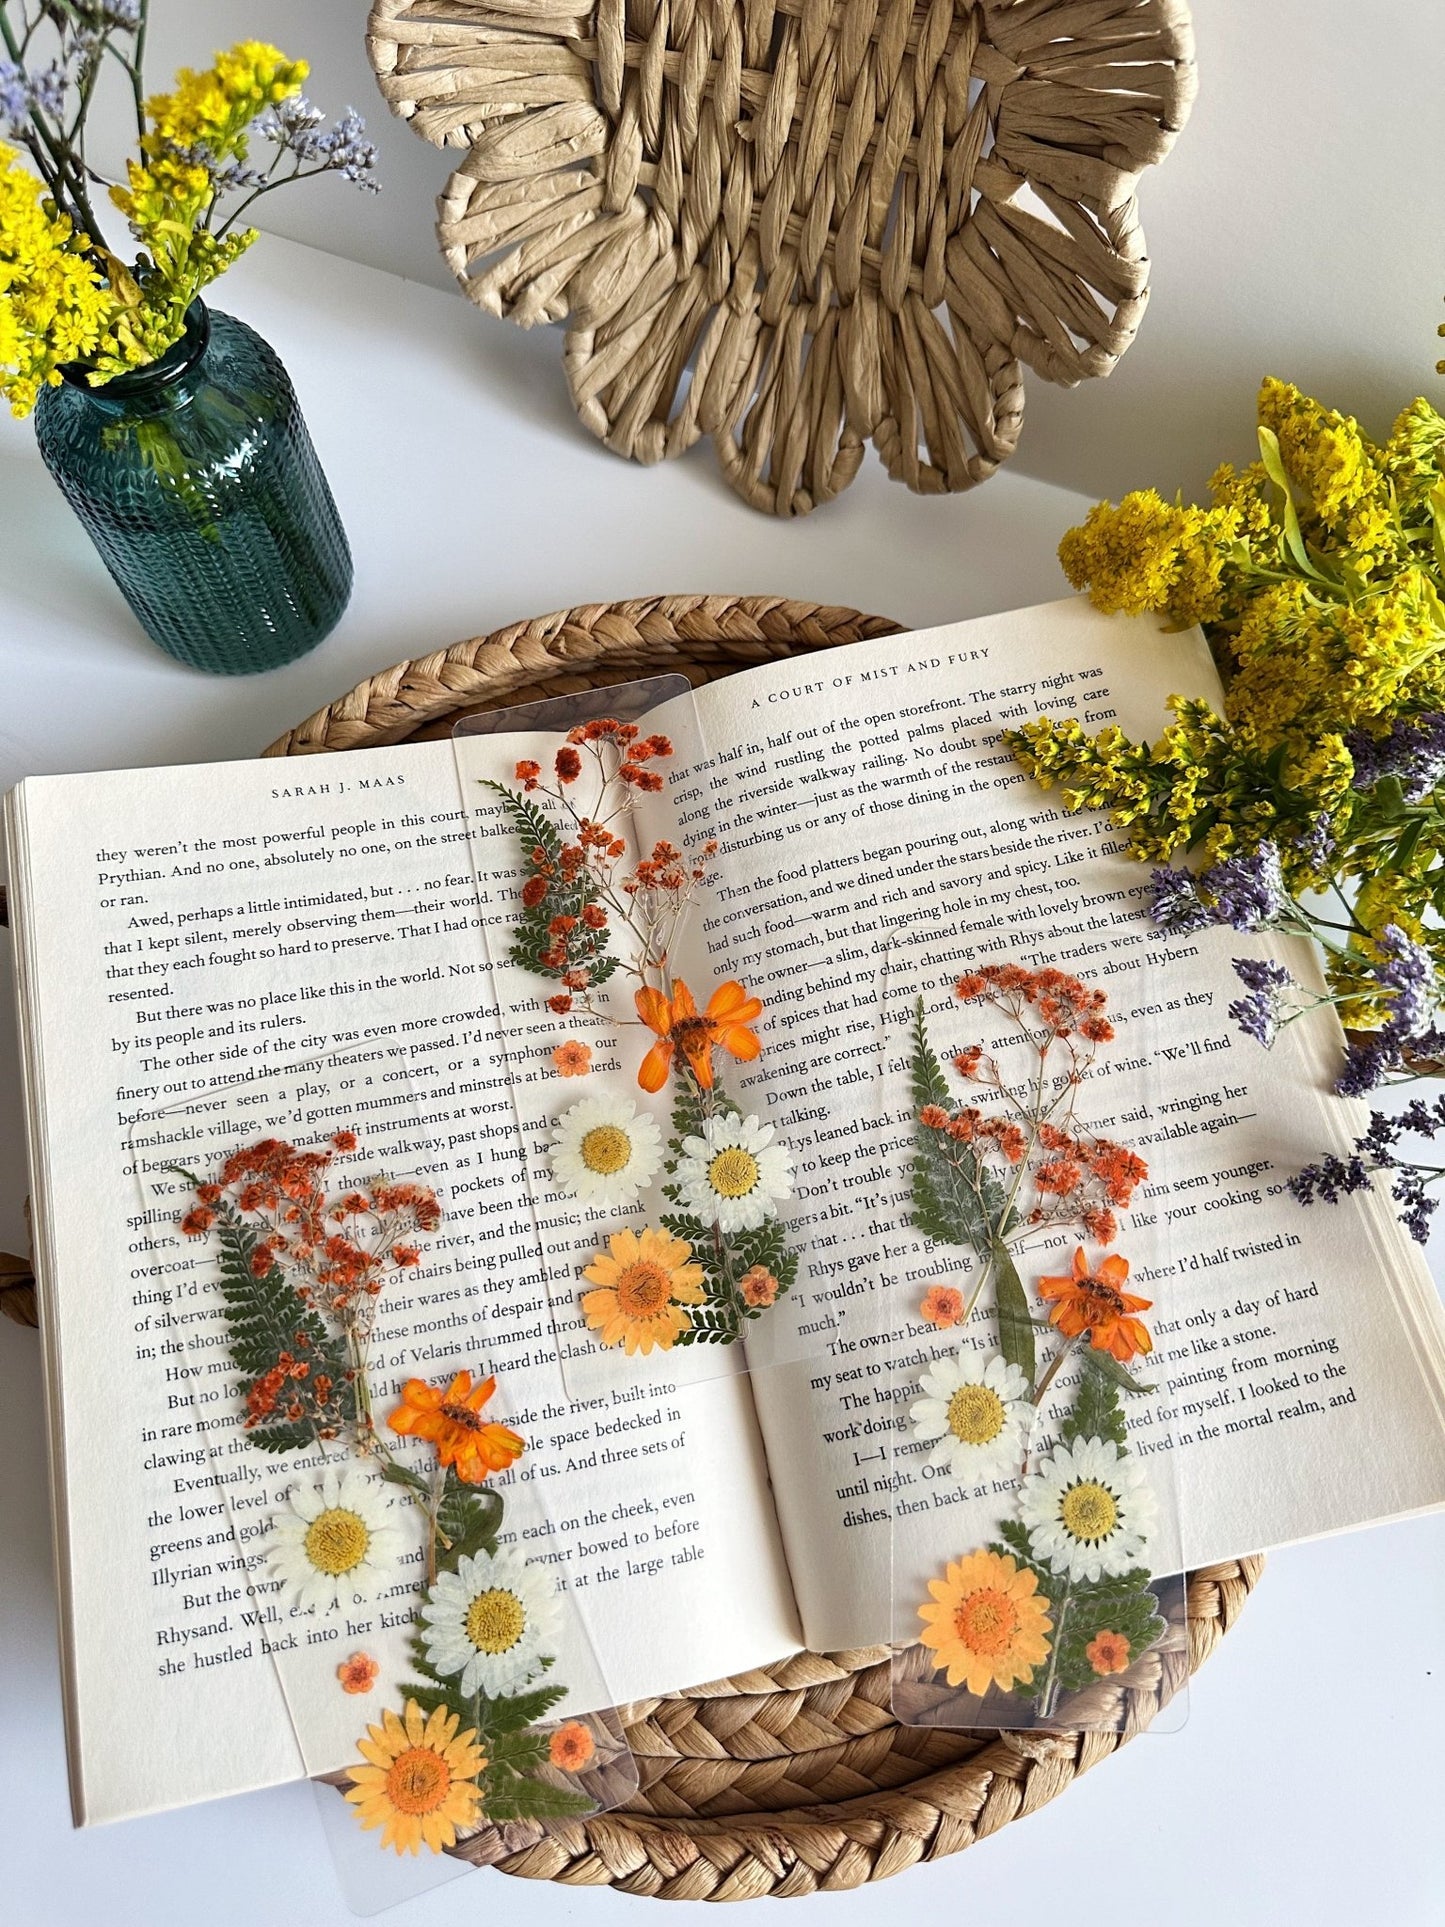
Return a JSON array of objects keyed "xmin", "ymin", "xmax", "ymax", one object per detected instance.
[
  {"xmin": 337, "ymin": 1651, "xmax": 380, "ymax": 1695},
  {"xmin": 548, "ymin": 1720, "xmax": 597, "ymax": 1771},
  {"xmin": 386, "ymin": 1370, "xmax": 526, "ymax": 1484},
  {"xmin": 1037, "ymin": 1248, "xmax": 1153, "ymax": 1364},
  {"xmin": 635, "ymin": 978, "xmax": 763, "ymax": 1092}
]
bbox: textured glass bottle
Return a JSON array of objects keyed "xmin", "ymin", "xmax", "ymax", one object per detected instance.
[{"xmin": 34, "ymin": 303, "xmax": 352, "ymax": 675}]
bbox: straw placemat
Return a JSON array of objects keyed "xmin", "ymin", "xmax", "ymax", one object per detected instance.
[
  {"xmin": 1, "ymin": 593, "xmax": 1259, "ymax": 1896},
  {"xmin": 366, "ymin": 0, "xmax": 1198, "ymax": 516}
]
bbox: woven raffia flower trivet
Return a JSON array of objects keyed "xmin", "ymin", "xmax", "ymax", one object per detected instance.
[
  {"xmin": 365, "ymin": 0, "xmax": 1196, "ymax": 515},
  {"xmin": 0, "ymin": 593, "xmax": 1259, "ymax": 1897}
]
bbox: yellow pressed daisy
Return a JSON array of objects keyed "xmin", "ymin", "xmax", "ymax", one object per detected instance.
[
  {"xmin": 345, "ymin": 1699, "xmax": 485, "ymax": 1855},
  {"xmin": 580, "ymin": 1226, "xmax": 705, "ymax": 1353},
  {"xmin": 917, "ymin": 1549, "xmax": 1052, "ymax": 1696}
]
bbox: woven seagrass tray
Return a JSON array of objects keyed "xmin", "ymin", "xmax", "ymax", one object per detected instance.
[
  {"xmin": 366, "ymin": 0, "xmax": 1197, "ymax": 516},
  {"xmin": 0, "ymin": 594, "xmax": 1259, "ymax": 1898}
]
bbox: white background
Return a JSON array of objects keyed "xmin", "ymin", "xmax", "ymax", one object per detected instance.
[{"xmin": 2, "ymin": 3, "xmax": 1444, "ymax": 1922}]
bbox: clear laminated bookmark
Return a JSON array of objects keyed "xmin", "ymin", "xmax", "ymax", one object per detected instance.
[
  {"xmin": 125, "ymin": 1044, "xmax": 637, "ymax": 1912},
  {"xmin": 870, "ymin": 938, "xmax": 1192, "ymax": 1735},
  {"xmin": 449, "ymin": 675, "xmax": 869, "ymax": 1395}
]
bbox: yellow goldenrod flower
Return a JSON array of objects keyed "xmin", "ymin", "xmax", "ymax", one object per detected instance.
[
  {"xmin": 1258, "ymin": 375, "xmax": 1382, "ymax": 528},
  {"xmin": 0, "ymin": 144, "xmax": 115, "ymax": 415},
  {"xmin": 105, "ymin": 43, "xmax": 309, "ymax": 373}
]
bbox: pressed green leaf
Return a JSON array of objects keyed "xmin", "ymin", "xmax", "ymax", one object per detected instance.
[
  {"xmin": 1049, "ymin": 1581, "xmax": 1167, "ymax": 1696},
  {"xmin": 483, "ymin": 1777, "xmax": 594, "ymax": 1822},
  {"xmin": 480, "ymin": 1680, "xmax": 568, "ymax": 1733},
  {"xmin": 435, "ymin": 1472, "xmax": 504, "ymax": 1571},
  {"xmin": 992, "ymin": 1240, "xmax": 1036, "ymax": 1388},
  {"xmin": 1077, "ymin": 1348, "xmax": 1156, "ymax": 1398},
  {"xmin": 1060, "ymin": 1353, "xmax": 1128, "ymax": 1448}
]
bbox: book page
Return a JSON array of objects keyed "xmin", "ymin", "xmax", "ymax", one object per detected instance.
[
  {"xmin": 660, "ymin": 599, "xmax": 1445, "ymax": 1651},
  {"xmin": 7, "ymin": 742, "xmax": 800, "ymax": 1824}
]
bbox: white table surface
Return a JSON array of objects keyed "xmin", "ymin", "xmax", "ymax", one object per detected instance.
[{"xmin": 0, "ymin": 236, "xmax": 1441, "ymax": 1927}]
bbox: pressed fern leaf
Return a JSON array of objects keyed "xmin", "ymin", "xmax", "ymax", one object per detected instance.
[
  {"xmin": 211, "ymin": 1203, "xmax": 353, "ymax": 1449},
  {"xmin": 481, "ymin": 780, "xmax": 617, "ymax": 985},
  {"xmin": 908, "ymin": 999, "xmax": 1011, "ymax": 1250}
]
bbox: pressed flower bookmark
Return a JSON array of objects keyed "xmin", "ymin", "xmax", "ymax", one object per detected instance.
[
  {"xmin": 450, "ymin": 677, "xmax": 854, "ymax": 1395},
  {"xmin": 881, "ymin": 958, "xmax": 1192, "ymax": 1733},
  {"xmin": 125, "ymin": 1045, "xmax": 639, "ymax": 1887}
]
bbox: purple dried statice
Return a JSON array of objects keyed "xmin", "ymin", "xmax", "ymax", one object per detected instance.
[
  {"xmin": 1334, "ymin": 924, "xmax": 1437, "ymax": 1096},
  {"xmin": 1227, "ymin": 956, "xmax": 1294, "ymax": 1047},
  {"xmin": 1147, "ymin": 866, "xmax": 1212, "ymax": 934},
  {"xmin": 1345, "ymin": 713, "xmax": 1445, "ymax": 802},
  {"xmin": 1149, "ymin": 844, "xmax": 1289, "ymax": 941},
  {"xmin": 0, "ymin": 56, "xmax": 68, "ymax": 136},
  {"xmin": 263, "ymin": 99, "xmax": 380, "ymax": 191},
  {"xmin": 0, "ymin": 61, "xmax": 26, "ymax": 139},
  {"xmin": 1293, "ymin": 1093, "xmax": 1445, "ymax": 1243},
  {"xmin": 1288, "ymin": 1152, "xmax": 1372, "ymax": 1206},
  {"xmin": 1202, "ymin": 843, "xmax": 1288, "ymax": 931}
]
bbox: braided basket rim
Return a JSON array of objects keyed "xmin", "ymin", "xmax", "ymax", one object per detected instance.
[{"xmin": 263, "ymin": 592, "xmax": 1258, "ymax": 1898}]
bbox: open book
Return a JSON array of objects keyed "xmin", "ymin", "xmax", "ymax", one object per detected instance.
[{"xmin": 9, "ymin": 598, "xmax": 1445, "ymax": 1826}]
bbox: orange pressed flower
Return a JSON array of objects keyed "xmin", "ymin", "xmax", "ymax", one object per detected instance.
[
  {"xmin": 581, "ymin": 1226, "xmax": 706, "ymax": 1353},
  {"xmin": 548, "ymin": 1721, "xmax": 597, "ymax": 1772},
  {"xmin": 919, "ymin": 1285, "xmax": 965, "ymax": 1329},
  {"xmin": 1086, "ymin": 1629, "xmax": 1132, "ymax": 1676},
  {"xmin": 635, "ymin": 978, "xmax": 762, "ymax": 1092},
  {"xmin": 386, "ymin": 1371, "xmax": 526, "ymax": 1484},
  {"xmin": 338, "ymin": 1651, "xmax": 380, "ymax": 1695},
  {"xmin": 739, "ymin": 1265, "xmax": 780, "ymax": 1308},
  {"xmin": 1037, "ymin": 1249, "xmax": 1153, "ymax": 1364},
  {"xmin": 552, "ymin": 1040, "xmax": 592, "ymax": 1077}
]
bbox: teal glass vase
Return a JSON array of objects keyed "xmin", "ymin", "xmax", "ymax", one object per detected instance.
[{"xmin": 33, "ymin": 302, "xmax": 352, "ymax": 675}]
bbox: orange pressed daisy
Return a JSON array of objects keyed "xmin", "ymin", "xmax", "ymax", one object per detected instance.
[
  {"xmin": 386, "ymin": 1371, "xmax": 526, "ymax": 1484},
  {"xmin": 1037, "ymin": 1248, "xmax": 1153, "ymax": 1364},
  {"xmin": 337, "ymin": 1651, "xmax": 380, "ymax": 1695},
  {"xmin": 345, "ymin": 1700, "xmax": 485, "ymax": 1855},
  {"xmin": 552, "ymin": 1039, "xmax": 592, "ymax": 1077},
  {"xmin": 581, "ymin": 1226, "xmax": 706, "ymax": 1353},
  {"xmin": 635, "ymin": 978, "xmax": 763, "ymax": 1092},
  {"xmin": 548, "ymin": 1721, "xmax": 597, "ymax": 1772},
  {"xmin": 918, "ymin": 1549, "xmax": 1052, "ymax": 1695},
  {"xmin": 919, "ymin": 1285, "xmax": 965, "ymax": 1329},
  {"xmin": 1086, "ymin": 1629, "xmax": 1132, "ymax": 1676}
]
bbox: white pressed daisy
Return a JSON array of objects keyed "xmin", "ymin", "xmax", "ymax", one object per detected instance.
[
  {"xmin": 420, "ymin": 1544, "xmax": 562, "ymax": 1698},
  {"xmin": 909, "ymin": 1353, "xmax": 1032, "ymax": 1483},
  {"xmin": 674, "ymin": 1113, "xmax": 794, "ymax": 1232},
  {"xmin": 264, "ymin": 1464, "xmax": 403, "ymax": 1612},
  {"xmin": 1018, "ymin": 1436, "xmax": 1158, "ymax": 1584},
  {"xmin": 550, "ymin": 1095, "xmax": 663, "ymax": 1208}
]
